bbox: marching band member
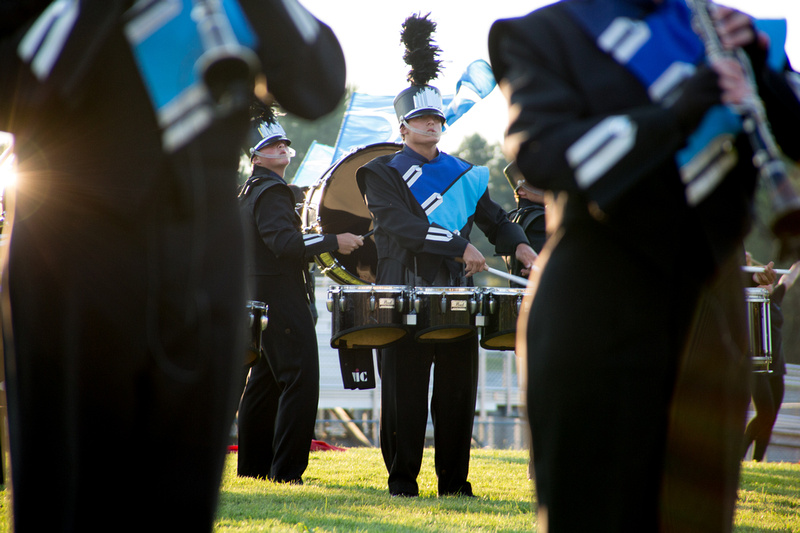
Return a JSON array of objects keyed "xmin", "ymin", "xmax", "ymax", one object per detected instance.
[
  {"xmin": 0, "ymin": 1, "xmax": 346, "ymax": 530},
  {"xmin": 356, "ymin": 14, "xmax": 536, "ymax": 498},
  {"xmin": 489, "ymin": 0, "xmax": 800, "ymax": 531},
  {"xmin": 237, "ymin": 107, "xmax": 362, "ymax": 484},
  {"xmin": 742, "ymin": 255, "xmax": 800, "ymax": 462},
  {"xmin": 504, "ymin": 162, "xmax": 548, "ymax": 285}
]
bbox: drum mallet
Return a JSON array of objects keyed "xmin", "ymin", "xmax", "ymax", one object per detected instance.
[
  {"xmin": 741, "ymin": 265, "xmax": 792, "ymax": 275},
  {"xmin": 455, "ymin": 256, "xmax": 531, "ymax": 286},
  {"xmin": 486, "ymin": 266, "xmax": 530, "ymax": 287}
]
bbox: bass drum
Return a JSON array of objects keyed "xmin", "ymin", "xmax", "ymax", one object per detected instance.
[{"xmin": 302, "ymin": 143, "xmax": 403, "ymax": 285}]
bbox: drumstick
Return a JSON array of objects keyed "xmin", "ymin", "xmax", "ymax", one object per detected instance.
[
  {"xmin": 486, "ymin": 266, "xmax": 530, "ymax": 287},
  {"xmin": 454, "ymin": 257, "xmax": 530, "ymax": 286},
  {"xmin": 741, "ymin": 265, "xmax": 792, "ymax": 275}
]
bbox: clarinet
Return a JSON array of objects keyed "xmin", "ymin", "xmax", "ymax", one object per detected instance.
[
  {"xmin": 193, "ymin": 0, "xmax": 260, "ymax": 109},
  {"xmin": 686, "ymin": 0, "xmax": 800, "ymax": 257}
]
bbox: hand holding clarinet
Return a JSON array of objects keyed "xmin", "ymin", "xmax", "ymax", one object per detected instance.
[{"xmin": 686, "ymin": 0, "xmax": 800, "ymax": 255}]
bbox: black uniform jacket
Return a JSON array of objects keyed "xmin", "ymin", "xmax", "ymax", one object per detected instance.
[
  {"xmin": 357, "ymin": 147, "xmax": 529, "ymax": 285},
  {"xmin": 489, "ymin": 1, "xmax": 800, "ymax": 279},
  {"xmin": 513, "ymin": 199, "xmax": 546, "ymax": 254},
  {"xmin": 239, "ymin": 166, "xmax": 338, "ymax": 278}
]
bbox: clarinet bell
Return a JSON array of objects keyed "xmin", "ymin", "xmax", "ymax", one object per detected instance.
[
  {"xmin": 194, "ymin": 2, "xmax": 260, "ymax": 106},
  {"xmin": 200, "ymin": 47, "xmax": 259, "ymax": 103}
]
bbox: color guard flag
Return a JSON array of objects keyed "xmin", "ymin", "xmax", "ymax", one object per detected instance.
[
  {"xmin": 292, "ymin": 140, "xmax": 335, "ymax": 187},
  {"xmin": 442, "ymin": 59, "xmax": 497, "ymax": 126},
  {"xmin": 332, "ymin": 59, "xmax": 497, "ymax": 161},
  {"xmin": 332, "ymin": 94, "xmax": 402, "ymax": 162}
]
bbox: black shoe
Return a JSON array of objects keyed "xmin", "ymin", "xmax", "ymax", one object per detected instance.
[
  {"xmin": 439, "ymin": 483, "xmax": 474, "ymax": 497},
  {"xmin": 390, "ymin": 490, "xmax": 419, "ymax": 498},
  {"xmin": 272, "ymin": 477, "xmax": 303, "ymax": 485}
]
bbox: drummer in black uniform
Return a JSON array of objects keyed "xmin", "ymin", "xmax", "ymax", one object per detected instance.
[
  {"xmin": 237, "ymin": 111, "xmax": 363, "ymax": 483},
  {"xmin": 504, "ymin": 162, "xmax": 547, "ymax": 287},
  {"xmin": 356, "ymin": 14, "xmax": 537, "ymax": 497}
]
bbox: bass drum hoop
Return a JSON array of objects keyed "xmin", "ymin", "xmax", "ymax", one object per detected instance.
[{"xmin": 302, "ymin": 142, "xmax": 403, "ymax": 285}]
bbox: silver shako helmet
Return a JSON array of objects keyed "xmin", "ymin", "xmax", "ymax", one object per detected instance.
[
  {"xmin": 394, "ymin": 85, "xmax": 445, "ymax": 124},
  {"xmin": 251, "ymin": 121, "xmax": 291, "ymax": 155},
  {"xmin": 393, "ymin": 13, "xmax": 446, "ymax": 128},
  {"xmin": 247, "ymin": 99, "xmax": 294, "ymax": 159}
]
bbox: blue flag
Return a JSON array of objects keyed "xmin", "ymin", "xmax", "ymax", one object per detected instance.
[
  {"xmin": 332, "ymin": 60, "xmax": 497, "ymax": 161},
  {"xmin": 292, "ymin": 141, "xmax": 336, "ymax": 188},
  {"xmin": 332, "ymin": 94, "xmax": 402, "ymax": 162},
  {"xmin": 443, "ymin": 60, "xmax": 497, "ymax": 126}
]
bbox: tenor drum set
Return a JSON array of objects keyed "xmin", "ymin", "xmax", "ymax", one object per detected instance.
[
  {"xmin": 325, "ymin": 283, "xmax": 527, "ymax": 350},
  {"xmin": 326, "ymin": 284, "xmax": 525, "ymax": 350}
]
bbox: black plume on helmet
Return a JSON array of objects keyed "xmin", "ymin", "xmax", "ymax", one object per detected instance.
[
  {"xmin": 400, "ymin": 13, "xmax": 443, "ymax": 87},
  {"xmin": 249, "ymin": 96, "xmax": 278, "ymax": 125}
]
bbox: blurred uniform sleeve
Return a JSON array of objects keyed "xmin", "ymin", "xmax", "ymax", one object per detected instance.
[{"xmin": 242, "ymin": 0, "xmax": 346, "ymax": 120}]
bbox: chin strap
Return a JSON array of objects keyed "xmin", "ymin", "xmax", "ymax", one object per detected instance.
[
  {"xmin": 401, "ymin": 119, "xmax": 444, "ymax": 140},
  {"xmin": 250, "ymin": 147, "xmax": 296, "ymax": 159}
]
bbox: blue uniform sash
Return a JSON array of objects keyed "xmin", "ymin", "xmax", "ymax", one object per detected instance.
[
  {"xmin": 564, "ymin": 0, "xmax": 744, "ymax": 204},
  {"xmin": 124, "ymin": 0, "xmax": 258, "ymax": 152},
  {"xmin": 388, "ymin": 149, "xmax": 489, "ymax": 233}
]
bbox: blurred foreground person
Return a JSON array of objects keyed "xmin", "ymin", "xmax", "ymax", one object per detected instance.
[
  {"xmin": 489, "ymin": 0, "xmax": 800, "ymax": 531},
  {"xmin": 0, "ymin": 1, "xmax": 344, "ymax": 531}
]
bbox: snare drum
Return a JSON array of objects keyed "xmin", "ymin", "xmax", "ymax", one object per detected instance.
[
  {"xmin": 245, "ymin": 300, "xmax": 268, "ymax": 367},
  {"xmin": 327, "ymin": 285, "xmax": 409, "ymax": 348},
  {"xmin": 745, "ymin": 287, "xmax": 772, "ymax": 373},
  {"xmin": 480, "ymin": 287, "xmax": 526, "ymax": 351},
  {"xmin": 410, "ymin": 287, "xmax": 481, "ymax": 342}
]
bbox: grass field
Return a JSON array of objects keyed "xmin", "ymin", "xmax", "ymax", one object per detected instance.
[{"xmin": 0, "ymin": 448, "xmax": 797, "ymax": 532}]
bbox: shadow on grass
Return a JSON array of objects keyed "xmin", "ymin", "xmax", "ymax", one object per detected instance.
[{"xmin": 216, "ymin": 477, "xmax": 533, "ymax": 532}]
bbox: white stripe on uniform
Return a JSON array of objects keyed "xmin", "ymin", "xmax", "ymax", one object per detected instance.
[
  {"xmin": 303, "ymin": 234, "xmax": 324, "ymax": 246},
  {"xmin": 566, "ymin": 115, "xmax": 637, "ymax": 189},
  {"xmin": 426, "ymin": 226, "xmax": 453, "ymax": 243}
]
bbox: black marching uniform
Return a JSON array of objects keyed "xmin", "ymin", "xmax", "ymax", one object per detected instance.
[
  {"xmin": 507, "ymin": 198, "xmax": 546, "ymax": 287},
  {"xmin": 489, "ymin": 0, "xmax": 800, "ymax": 531},
  {"xmin": 237, "ymin": 166, "xmax": 337, "ymax": 482},
  {"xmin": 0, "ymin": 1, "xmax": 345, "ymax": 530},
  {"xmin": 357, "ymin": 145, "xmax": 529, "ymax": 497}
]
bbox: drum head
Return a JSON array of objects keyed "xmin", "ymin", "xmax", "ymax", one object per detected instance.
[{"xmin": 302, "ymin": 143, "xmax": 402, "ymax": 285}]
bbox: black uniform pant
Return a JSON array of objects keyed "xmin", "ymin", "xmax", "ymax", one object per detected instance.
[
  {"xmin": 659, "ymin": 256, "xmax": 751, "ymax": 533},
  {"xmin": 527, "ymin": 225, "xmax": 748, "ymax": 533},
  {"xmin": 742, "ymin": 372, "xmax": 785, "ymax": 461},
  {"xmin": 377, "ymin": 333, "xmax": 478, "ymax": 496},
  {"xmin": 237, "ymin": 285, "xmax": 320, "ymax": 482},
  {"xmin": 3, "ymin": 165, "xmax": 246, "ymax": 533}
]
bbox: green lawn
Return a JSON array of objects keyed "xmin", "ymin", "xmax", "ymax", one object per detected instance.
[{"xmin": 0, "ymin": 448, "xmax": 797, "ymax": 532}]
